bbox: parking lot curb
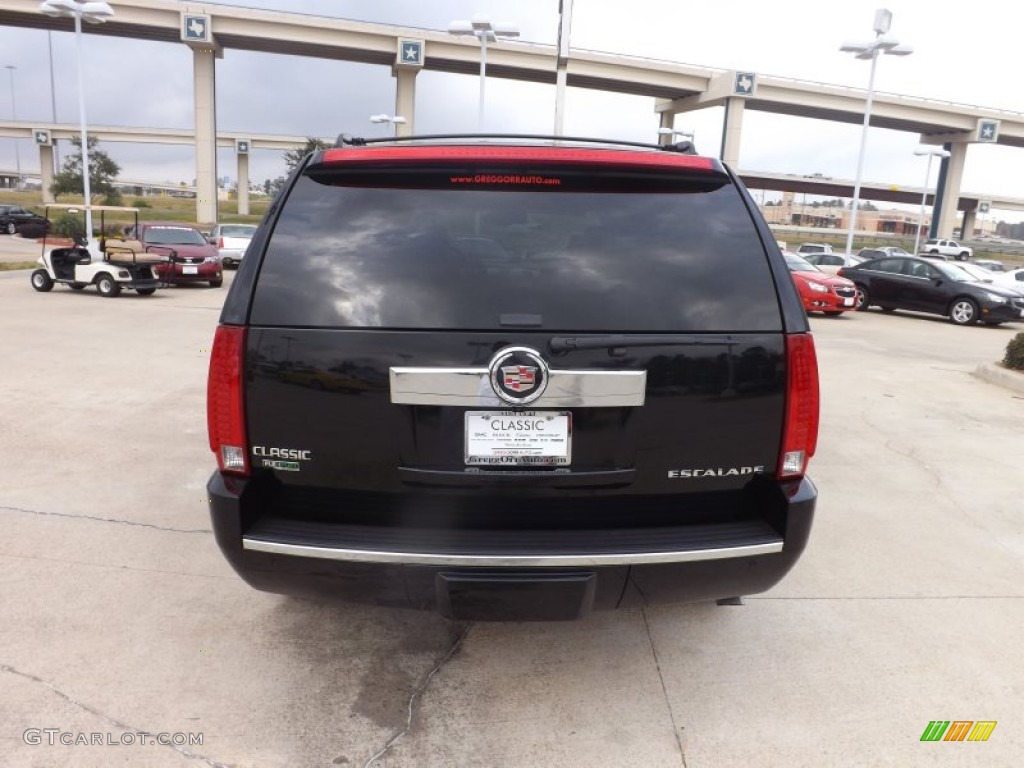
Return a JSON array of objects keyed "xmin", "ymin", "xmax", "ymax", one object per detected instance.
[{"xmin": 973, "ymin": 362, "xmax": 1024, "ymax": 395}]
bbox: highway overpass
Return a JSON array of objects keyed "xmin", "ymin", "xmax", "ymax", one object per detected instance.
[{"xmin": 2, "ymin": 0, "xmax": 1022, "ymax": 230}]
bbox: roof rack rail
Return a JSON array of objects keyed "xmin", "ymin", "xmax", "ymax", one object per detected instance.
[{"xmin": 332, "ymin": 133, "xmax": 697, "ymax": 154}]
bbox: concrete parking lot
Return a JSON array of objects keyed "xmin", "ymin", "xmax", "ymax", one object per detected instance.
[{"xmin": 1, "ymin": 250, "xmax": 1022, "ymax": 767}]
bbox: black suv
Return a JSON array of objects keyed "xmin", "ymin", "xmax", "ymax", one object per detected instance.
[{"xmin": 207, "ymin": 136, "xmax": 820, "ymax": 620}]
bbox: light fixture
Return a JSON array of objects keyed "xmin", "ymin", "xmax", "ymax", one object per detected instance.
[
  {"xmin": 839, "ymin": 8, "xmax": 912, "ymax": 257},
  {"xmin": 38, "ymin": 0, "xmax": 116, "ymax": 240},
  {"xmin": 448, "ymin": 14, "xmax": 520, "ymax": 129},
  {"xmin": 369, "ymin": 114, "xmax": 407, "ymax": 136},
  {"xmin": 657, "ymin": 127, "xmax": 696, "ymax": 150}
]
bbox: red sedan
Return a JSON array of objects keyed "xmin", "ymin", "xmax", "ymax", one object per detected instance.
[
  {"xmin": 783, "ymin": 251, "xmax": 857, "ymax": 315},
  {"xmin": 127, "ymin": 222, "xmax": 223, "ymax": 288}
]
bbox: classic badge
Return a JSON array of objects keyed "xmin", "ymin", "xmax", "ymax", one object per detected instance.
[{"xmin": 488, "ymin": 347, "xmax": 549, "ymax": 405}]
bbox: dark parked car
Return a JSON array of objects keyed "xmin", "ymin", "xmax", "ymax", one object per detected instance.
[
  {"xmin": 0, "ymin": 204, "xmax": 49, "ymax": 236},
  {"xmin": 126, "ymin": 222, "xmax": 223, "ymax": 287},
  {"xmin": 206, "ymin": 135, "xmax": 820, "ymax": 621},
  {"xmin": 839, "ymin": 255, "xmax": 1024, "ymax": 325}
]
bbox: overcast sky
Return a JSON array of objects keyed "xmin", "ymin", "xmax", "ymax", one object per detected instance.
[{"xmin": 1, "ymin": 0, "xmax": 1023, "ymax": 219}]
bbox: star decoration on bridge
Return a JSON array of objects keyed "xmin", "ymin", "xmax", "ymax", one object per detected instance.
[{"xmin": 403, "ymin": 43, "xmax": 421, "ymax": 62}]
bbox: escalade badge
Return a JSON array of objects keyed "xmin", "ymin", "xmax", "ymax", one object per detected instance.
[{"xmin": 489, "ymin": 347, "xmax": 549, "ymax": 405}]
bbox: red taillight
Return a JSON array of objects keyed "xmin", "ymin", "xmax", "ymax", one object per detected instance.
[
  {"xmin": 218, "ymin": 237, "xmax": 225, "ymax": 249},
  {"xmin": 207, "ymin": 325, "xmax": 248, "ymax": 476},
  {"xmin": 778, "ymin": 334, "xmax": 819, "ymax": 480}
]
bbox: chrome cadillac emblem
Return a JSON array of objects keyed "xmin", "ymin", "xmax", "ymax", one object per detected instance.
[
  {"xmin": 501, "ymin": 365, "xmax": 536, "ymax": 392},
  {"xmin": 489, "ymin": 347, "xmax": 549, "ymax": 405}
]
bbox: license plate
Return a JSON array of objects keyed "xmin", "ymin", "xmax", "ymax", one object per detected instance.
[
  {"xmin": 182, "ymin": 266, "xmax": 198, "ymax": 275},
  {"xmin": 465, "ymin": 411, "xmax": 571, "ymax": 466},
  {"xmin": 843, "ymin": 298, "xmax": 854, "ymax": 306}
]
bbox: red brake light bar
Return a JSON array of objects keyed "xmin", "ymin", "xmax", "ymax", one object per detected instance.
[
  {"xmin": 778, "ymin": 334, "xmax": 820, "ymax": 480},
  {"xmin": 320, "ymin": 145, "xmax": 720, "ymax": 172},
  {"xmin": 208, "ymin": 325, "xmax": 249, "ymax": 476}
]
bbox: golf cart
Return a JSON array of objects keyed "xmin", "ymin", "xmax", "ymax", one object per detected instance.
[{"xmin": 30, "ymin": 204, "xmax": 169, "ymax": 298}]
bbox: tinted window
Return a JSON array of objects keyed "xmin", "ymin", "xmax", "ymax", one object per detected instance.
[
  {"xmin": 869, "ymin": 258, "xmax": 905, "ymax": 274},
  {"xmin": 251, "ymin": 173, "xmax": 783, "ymax": 332},
  {"xmin": 219, "ymin": 225, "xmax": 257, "ymax": 237},
  {"xmin": 143, "ymin": 226, "xmax": 207, "ymax": 245},
  {"xmin": 784, "ymin": 254, "xmax": 818, "ymax": 272},
  {"xmin": 907, "ymin": 261, "xmax": 939, "ymax": 278}
]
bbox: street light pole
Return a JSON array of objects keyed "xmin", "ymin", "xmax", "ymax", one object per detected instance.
[
  {"xmin": 3, "ymin": 65, "xmax": 19, "ymax": 188},
  {"xmin": 39, "ymin": 0, "xmax": 115, "ymax": 241},
  {"xmin": 48, "ymin": 31, "xmax": 60, "ymax": 169},
  {"xmin": 912, "ymin": 146, "xmax": 950, "ymax": 254},
  {"xmin": 839, "ymin": 9, "xmax": 912, "ymax": 257},
  {"xmin": 72, "ymin": 9, "xmax": 92, "ymax": 236},
  {"xmin": 448, "ymin": 15, "xmax": 519, "ymax": 131}
]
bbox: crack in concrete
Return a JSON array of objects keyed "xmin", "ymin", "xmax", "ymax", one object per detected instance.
[
  {"xmin": 1, "ymin": 663, "xmax": 229, "ymax": 768},
  {"xmin": 0, "ymin": 505, "xmax": 212, "ymax": 534},
  {"xmin": 641, "ymin": 608, "xmax": 687, "ymax": 768},
  {"xmin": 361, "ymin": 623, "xmax": 471, "ymax": 768}
]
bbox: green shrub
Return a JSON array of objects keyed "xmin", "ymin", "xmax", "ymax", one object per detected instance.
[
  {"xmin": 1004, "ymin": 332, "xmax": 1024, "ymax": 371},
  {"xmin": 52, "ymin": 212, "xmax": 84, "ymax": 239},
  {"xmin": 132, "ymin": 198, "xmax": 151, "ymax": 208}
]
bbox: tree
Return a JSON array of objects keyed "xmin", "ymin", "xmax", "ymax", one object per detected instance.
[
  {"xmin": 50, "ymin": 136, "xmax": 121, "ymax": 202},
  {"xmin": 283, "ymin": 137, "xmax": 329, "ymax": 171}
]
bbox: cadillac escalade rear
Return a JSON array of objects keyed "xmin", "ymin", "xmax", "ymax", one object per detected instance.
[{"xmin": 207, "ymin": 138, "xmax": 819, "ymax": 620}]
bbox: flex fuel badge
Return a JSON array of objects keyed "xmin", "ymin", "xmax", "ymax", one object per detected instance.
[
  {"xmin": 262, "ymin": 460, "xmax": 300, "ymax": 471},
  {"xmin": 253, "ymin": 446, "xmax": 311, "ymax": 472}
]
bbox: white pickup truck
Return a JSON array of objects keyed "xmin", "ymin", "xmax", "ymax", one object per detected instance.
[{"xmin": 922, "ymin": 238, "xmax": 972, "ymax": 261}]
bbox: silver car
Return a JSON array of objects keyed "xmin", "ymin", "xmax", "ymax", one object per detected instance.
[{"xmin": 208, "ymin": 223, "xmax": 257, "ymax": 268}]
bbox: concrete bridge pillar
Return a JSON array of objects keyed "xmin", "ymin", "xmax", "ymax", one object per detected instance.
[
  {"xmin": 39, "ymin": 144, "xmax": 55, "ymax": 203},
  {"xmin": 657, "ymin": 111, "xmax": 674, "ymax": 146},
  {"xmin": 393, "ymin": 67, "xmax": 417, "ymax": 137},
  {"xmin": 961, "ymin": 207, "xmax": 977, "ymax": 240},
  {"xmin": 933, "ymin": 142, "xmax": 966, "ymax": 239},
  {"xmin": 720, "ymin": 97, "xmax": 745, "ymax": 167},
  {"xmin": 192, "ymin": 47, "xmax": 219, "ymax": 225},
  {"xmin": 236, "ymin": 151, "xmax": 249, "ymax": 216}
]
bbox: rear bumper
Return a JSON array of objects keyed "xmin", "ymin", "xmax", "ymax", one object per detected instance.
[
  {"xmin": 154, "ymin": 262, "xmax": 222, "ymax": 281},
  {"xmin": 218, "ymin": 248, "xmax": 245, "ymax": 264},
  {"xmin": 208, "ymin": 473, "xmax": 816, "ymax": 620}
]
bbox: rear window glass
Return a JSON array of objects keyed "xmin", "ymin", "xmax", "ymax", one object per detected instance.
[
  {"xmin": 220, "ymin": 225, "xmax": 257, "ymax": 237},
  {"xmin": 250, "ymin": 169, "xmax": 783, "ymax": 332},
  {"xmin": 143, "ymin": 226, "xmax": 206, "ymax": 245}
]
